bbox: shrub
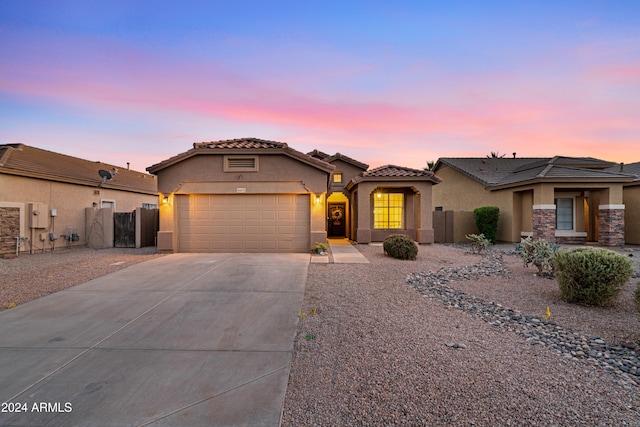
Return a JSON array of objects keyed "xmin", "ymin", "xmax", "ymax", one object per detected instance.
[
  {"xmin": 554, "ymin": 248, "xmax": 633, "ymax": 306},
  {"xmin": 635, "ymin": 282, "xmax": 640, "ymax": 313},
  {"xmin": 473, "ymin": 206, "xmax": 500, "ymax": 243},
  {"xmin": 383, "ymin": 234, "xmax": 418, "ymax": 260},
  {"xmin": 466, "ymin": 233, "xmax": 490, "ymax": 254},
  {"xmin": 515, "ymin": 236, "xmax": 559, "ymax": 276}
]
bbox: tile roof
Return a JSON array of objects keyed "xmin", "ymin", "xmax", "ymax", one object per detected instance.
[
  {"xmin": 347, "ymin": 164, "xmax": 442, "ymax": 188},
  {"xmin": 0, "ymin": 144, "xmax": 157, "ymax": 193},
  {"xmin": 193, "ymin": 138, "xmax": 285, "ymax": 150},
  {"xmin": 306, "ymin": 149, "xmax": 369, "ymax": 170},
  {"xmin": 606, "ymin": 162, "xmax": 640, "ymax": 180},
  {"xmin": 437, "ymin": 156, "xmax": 635, "ymax": 189},
  {"xmin": 147, "ymin": 137, "xmax": 335, "ymax": 173},
  {"xmin": 307, "ymin": 149, "xmax": 331, "ymax": 159},
  {"xmin": 322, "ymin": 152, "xmax": 369, "ymax": 170}
]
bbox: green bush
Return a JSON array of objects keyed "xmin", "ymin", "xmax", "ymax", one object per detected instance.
[
  {"xmin": 466, "ymin": 233, "xmax": 490, "ymax": 254},
  {"xmin": 473, "ymin": 206, "xmax": 500, "ymax": 243},
  {"xmin": 515, "ymin": 236, "xmax": 559, "ymax": 276},
  {"xmin": 383, "ymin": 234, "xmax": 418, "ymax": 260},
  {"xmin": 554, "ymin": 248, "xmax": 633, "ymax": 306}
]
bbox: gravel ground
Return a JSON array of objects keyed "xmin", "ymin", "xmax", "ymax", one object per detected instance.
[
  {"xmin": 282, "ymin": 244, "xmax": 640, "ymax": 426},
  {"xmin": 0, "ymin": 246, "xmax": 162, "ymax": 310},
  {"xmin": 3, "ymin": 243, "xmax": 640, "ymax": 425}
]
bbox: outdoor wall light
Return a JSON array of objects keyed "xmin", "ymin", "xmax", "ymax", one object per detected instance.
[
  {"xmin": 162, "ymin": 196, "xmax": 169, "ymax": 204},
  {"xmin": 315, "ymin": 195, "xmax": 321, "ymax": 204}
]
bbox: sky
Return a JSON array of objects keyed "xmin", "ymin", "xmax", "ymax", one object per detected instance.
[{"xmin": 1, "ymin": 1, "xmax": 639, "ymax": 173}]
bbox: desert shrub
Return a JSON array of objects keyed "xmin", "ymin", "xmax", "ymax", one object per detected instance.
[
  {"xmin": 554, "ymin": 248, "xmax": 633, "ymax": 306},
  {"xmin": 515, "ymin": 236, "xmax": 559, "ymax": 276},
  {"xmin": 473, "ymin": 206, "xmax": 500, "ymax": 243},
  {"xmin": 383, "ymin": 234, "xmax": 418, "ymax": 260},
  {"xmin": 466, "ymin": 233, "xmax": 490, "ymax": 254}
]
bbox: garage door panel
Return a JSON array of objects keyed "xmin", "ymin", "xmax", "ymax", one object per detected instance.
[{"xmin": 177, "ymin": 194, "xmax": 309, "ymax": 253}]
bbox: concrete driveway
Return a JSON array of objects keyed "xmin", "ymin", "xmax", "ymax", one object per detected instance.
[{"xmin": 0, "ymin": 253, "xmax": 310, "ymax": 426}]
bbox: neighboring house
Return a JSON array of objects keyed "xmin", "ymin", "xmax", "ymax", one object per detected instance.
[
  {"xmin": 0, "ymin": 144, "xmax": 158, "ymax": 255},
  {"xmin": 147, "ymin": 138, "xmax": 441, "ymax": 253},
  {"xmin": 432, "ymin": 156, "xmax": 638, "ymax": 246}
]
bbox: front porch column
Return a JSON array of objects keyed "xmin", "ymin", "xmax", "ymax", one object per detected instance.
[
  {"xmin": 532, "ymin": 204, "xmax": 556, "ymax": 242},
  {"xmin": 598, "ymin": 205, "xmax": 625, "ymax": 246}
]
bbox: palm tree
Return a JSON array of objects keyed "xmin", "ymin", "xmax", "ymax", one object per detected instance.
[
  {"xmin": 424, "ymin": 160, "xmax": 436, "ymax": 171},
  {"xmin": 487, "ymin": 151, "xmax": 506, "ymax": 158}
]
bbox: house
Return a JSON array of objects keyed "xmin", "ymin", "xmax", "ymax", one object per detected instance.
[
  {"xmin": 0, "ymin": 144, "xmax": 158, "ymax": 255},
  {"xmin": 432, "ymin": 155, "xmax": 639, "ymax": 246},
  {"xmin": 147, "ymin": 138, "xmax": 441, "ymax": 253}
]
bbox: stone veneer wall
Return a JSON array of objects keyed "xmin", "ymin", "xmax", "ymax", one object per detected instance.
[
  {"xmin": 0, "ymin": 207, "xmax": 20, "ymax": 255},
  {"xmin": 598, "ymin": 206, "xmax": 625, "ymax": 247},
  {"xmin": 556, "ymin": 235, "xmax": 588, "ymax": 245},
  {"xmin": 532, "ymin": 206, "xmax": 556, "ymax": 242}
]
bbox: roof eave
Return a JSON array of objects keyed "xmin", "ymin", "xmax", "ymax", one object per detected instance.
[
  {"xmin": 488, "ymin": 176, "xmax": 635, "ymax": 191},
  {"xmin": 0, "ymin": 168, "xmax": 158, "ymax": 194},
  {"xmin": 147, "ymin": 146, "xmax": 335, "ymax": 175}
]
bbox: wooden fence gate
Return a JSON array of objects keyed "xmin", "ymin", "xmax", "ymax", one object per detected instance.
[{"xmin": 114, "ymin": 211, "xmax": 136, "ymax": 248}]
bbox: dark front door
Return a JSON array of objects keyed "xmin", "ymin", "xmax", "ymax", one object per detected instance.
[{"xmin": 328, "ymin": 203, "xmax": 346, "ymax": 237}]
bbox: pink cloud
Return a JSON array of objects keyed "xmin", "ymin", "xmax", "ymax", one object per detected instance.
[{"xmin": 2, "ymin": 30, "xmax": 640, "ymax": 169}]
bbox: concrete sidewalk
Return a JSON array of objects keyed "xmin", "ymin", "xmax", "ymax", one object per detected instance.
[
  {"xmin": 327, "ymin": 239, "xmax": 370, "ymax": 264},
  {"xmin": 0, "ymin": 253, "xmax": 309, "ymax": 426}
]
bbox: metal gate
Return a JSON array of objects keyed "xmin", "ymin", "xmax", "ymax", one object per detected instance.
[{"xmin": 114, "ymin": 211, "xmax": 136, "ymax": 248}]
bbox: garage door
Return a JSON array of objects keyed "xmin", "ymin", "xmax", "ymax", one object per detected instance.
[{"xmin": 177, "ymin": 194, "xmax": 310, "ymax": 253}]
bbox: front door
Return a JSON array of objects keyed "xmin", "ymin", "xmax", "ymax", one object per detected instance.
[{"xmin": 328, "ymin": 203, "xmax": 346, "ymax": 237}]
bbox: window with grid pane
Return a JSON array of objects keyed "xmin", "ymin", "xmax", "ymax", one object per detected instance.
[
  {"xmin": 555, "ymin": 198, "xmax": 573, "ymax": 230},
  {"xmin": 374, "ymin": 193, "xmax": 404, "ymax": 229}
]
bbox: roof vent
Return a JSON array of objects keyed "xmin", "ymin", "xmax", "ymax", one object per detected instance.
[
  {"xmin": 513, "ymin": 152, "xmax": 516, "ymax": 158},
  {"xmin": 620, "ymin": 162, "xmax": 624, "ymax": 172},
  {"xmin": 224, "ymin": 156, "xmax": 258, "ymax": 172}
]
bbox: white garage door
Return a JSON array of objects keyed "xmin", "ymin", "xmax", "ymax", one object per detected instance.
[{"xmin": 177, "ymin": 194, "xmax": 310, "ymax": 253}]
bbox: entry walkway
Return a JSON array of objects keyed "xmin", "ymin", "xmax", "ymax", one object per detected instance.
[{"xmin": 326, "ymin": 238, "xmax": 370, "ymax": 264}]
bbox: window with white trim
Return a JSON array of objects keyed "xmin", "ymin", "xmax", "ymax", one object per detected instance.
[{"xmin": 555, "ymin": 198, "xmax": 573, "ymax": 230}]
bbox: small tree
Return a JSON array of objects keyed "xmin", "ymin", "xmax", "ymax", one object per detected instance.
[{"xmin": 473, "ymin": 206, "xmax": 500, "ymax": 243}]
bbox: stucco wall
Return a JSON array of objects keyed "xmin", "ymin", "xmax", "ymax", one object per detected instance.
[
  {"xmin": 156, "ymin": 152, "xmax": 329, "ymax": 195},
  {"xmin": 352, "ymin": 180, "xmax": 435, "ymax": 244},
  {"xmin": 432, "ymin": 166, "xmax": 515, "ymax": 242},
  {"xmin": 153, "ymin": 152, "xmax": 330, "ymax": 252},
  {"xmin": 328, "ymin": 159, "xmax": 365, "ymax": 195},
  {"xmin": 0, "ymin": 174, "xmax": 157, "ymax": 253}
]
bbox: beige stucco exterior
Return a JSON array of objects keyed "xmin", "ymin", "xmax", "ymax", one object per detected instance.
[
  {"xmin": 433, "ymin": 163, "xmax": 629, "ymax": 244},
  {"xmin": 0, "ymin": 174, "xmax": 157, "ymax": 253},
  {"xmin": 153, "ymin": 150, "xmax": 331, "ymax": 252},
  {"xmin": 349, "ymin": 180, "xmax": 436, "ymax": 244}
]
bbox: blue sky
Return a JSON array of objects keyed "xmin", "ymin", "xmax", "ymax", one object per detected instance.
[{"xmin": 1, "ymin": 1, "xmax": 639, "ymax": 172}]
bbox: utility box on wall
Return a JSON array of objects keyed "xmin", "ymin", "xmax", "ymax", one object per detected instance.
[{"xmin": 28, "ymin": 202, "xmax": 49, "ymax": 229}]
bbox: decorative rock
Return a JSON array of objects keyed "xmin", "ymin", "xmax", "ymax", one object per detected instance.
[{"xmin": 406, "ymin": 250, "xmax": 640, "ymax": 386}]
